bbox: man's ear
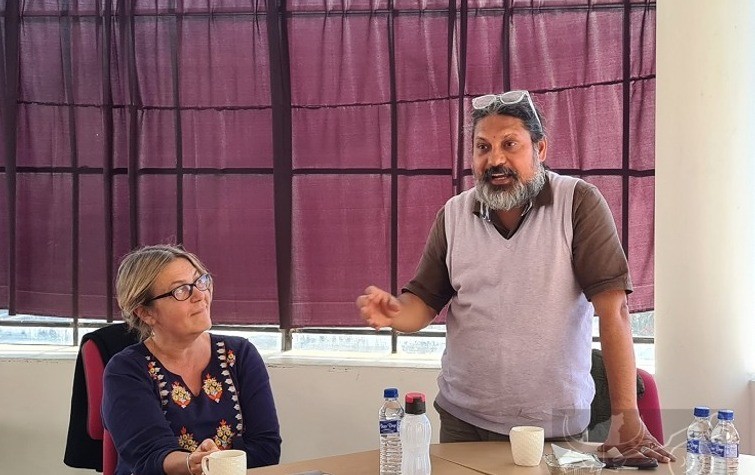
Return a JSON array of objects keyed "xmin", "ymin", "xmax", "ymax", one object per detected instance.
[
  {"xmin": 134, "ymin": 304, "xmax": 155, "ymax": 327},
  {"xmin": 537, "ymin": 137, "xmax": 548, "ymax": 163}
]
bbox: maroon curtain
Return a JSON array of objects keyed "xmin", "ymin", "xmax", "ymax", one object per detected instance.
[{"xmin": 0, "ymin": 0, "xmax": 655, "ymax": 327}]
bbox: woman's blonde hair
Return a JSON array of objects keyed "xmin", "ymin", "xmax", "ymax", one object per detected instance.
[{"xmin": 116, "ymin": 244, "xmax": 210, "ymax": 341}]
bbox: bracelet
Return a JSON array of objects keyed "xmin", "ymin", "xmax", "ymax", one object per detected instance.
[{"xmin": 186, "ymin": 452, "xmax": 192, "ymax": 475}]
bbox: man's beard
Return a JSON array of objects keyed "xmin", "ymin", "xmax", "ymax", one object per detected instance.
[{"xmin": 474, "ymin": 154, "xmax": 547, "ymax": 211}]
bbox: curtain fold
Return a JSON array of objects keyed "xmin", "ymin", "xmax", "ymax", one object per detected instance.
[{"xmin": 0, "ymin": 0, "xmax": 656, "ymax": 326}]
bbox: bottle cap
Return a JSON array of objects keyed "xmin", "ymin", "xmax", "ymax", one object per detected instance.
[
  {"xmin": 383, "ymin": 387, "xmax": 399, "ymax": 398},
  {"xmin": 405, "ymin": 392, "xmax": 426, "ymax": 415},
  {"xmin": 693, "ymin": 406, "xmax": 710, "ymax": 417},
  {"xmin": 717, "ymin": 410, "xmax": 734, "ymax": 421}
]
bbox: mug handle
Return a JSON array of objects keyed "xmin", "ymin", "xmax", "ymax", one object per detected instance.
[{"xmin": 201, "ymin": 454, "xmax": 211, "ymax": 475}]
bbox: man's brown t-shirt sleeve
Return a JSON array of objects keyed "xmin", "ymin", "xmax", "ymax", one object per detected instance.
[
  {"xmin": 572, "ymin": 181, "xmax": 633, "ymax": 300},
  {"xmin": 402, "ymin": 208, "xmax": 455, "ymax": 314}
]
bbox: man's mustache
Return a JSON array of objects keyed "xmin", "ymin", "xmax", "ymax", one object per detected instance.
[{"xmin": 482, "ymin": 165, "xmax": 519, "ymax": 182}]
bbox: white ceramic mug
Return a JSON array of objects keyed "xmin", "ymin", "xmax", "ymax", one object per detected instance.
[
  {"xmin": 509, "ymin": 425, "xmax": 545, "ymax": 466},
  {"xmin": 201, "ymin": 449, "xmax": 246, "ymax": 475}
]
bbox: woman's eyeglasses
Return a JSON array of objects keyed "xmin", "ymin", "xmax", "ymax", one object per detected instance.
[
  {"xmin": 471, "ymin": 90, "xmax": 543, "ymax": 131},
  {"xmin": 145, "ymin": 273, "xmax": 212, "ymax": 303}
]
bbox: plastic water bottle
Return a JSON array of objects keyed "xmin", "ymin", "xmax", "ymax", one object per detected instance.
[
  {"xmin": 400, "ymin": 392, "xmax": 432, "ymax": 475},
  {"xmin": 686, "ymin": 406, "xmax": 712, "ymax": 474},
  {"xmin": 379, "ymin": 388, "xmax": 404, "ymax": 475},
  {"xmin": 710, "ymin": 410, "xmax": 739, "ymax": 474}
]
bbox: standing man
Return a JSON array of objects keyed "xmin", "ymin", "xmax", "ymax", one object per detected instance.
[{"xmin": 356, "ymin": 91, "xmax": 673, "ymax": 462}]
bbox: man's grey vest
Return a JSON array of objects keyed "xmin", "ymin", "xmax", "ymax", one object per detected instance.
[{"xmin": 435, "ymin": 171, "xmax": 594, "ymax": 438}]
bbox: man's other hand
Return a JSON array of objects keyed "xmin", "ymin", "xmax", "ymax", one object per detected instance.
[{"xmin": 356, "ymin": 286, "xmax": 401, "ymax": 330}]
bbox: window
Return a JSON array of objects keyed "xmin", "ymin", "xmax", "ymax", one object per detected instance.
[
  {"xmin": 1, "ymin": 310, "xmax": 655, "ymax": 372},
  {"xmin": 1, "ymin": 1, "xmax": 657, "ymax": 331}
]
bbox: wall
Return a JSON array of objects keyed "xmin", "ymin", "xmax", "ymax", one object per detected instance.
[
  {"xmin": 0, "ymin": 355, "xmax": 441, "ymax": 475},
  {"xmin": 655, "ymin": 0, "xmax": 755, "ymax": 454}
]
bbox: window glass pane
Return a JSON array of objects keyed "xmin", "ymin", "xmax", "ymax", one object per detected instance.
[
  {"xmin": 591, "ymin": 340, "xmax": 655, "ymax": 373},
  {"xmin": 0, "ymin": 311, "xmax": 74, "ymax": 345},
  {"xmin": 634, "ymin": 343, "xmax": 655, "ymax": 373},
  {"xmin": 397, "ymin": 335, "xmax": 445, "ymax": 356},
  {"xmin": 212, "ymin": 328, "xmax": 281, "ymax": 353},
  {"xmin": 592, "ymin": 312, "xmax": 654, "ymax": 338},
  {"xmin": 292, "ymin": 329, "xmax": 391, "ymax": 353}
]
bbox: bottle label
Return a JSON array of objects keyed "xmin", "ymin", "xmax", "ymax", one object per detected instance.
[
  {"xmin": 380, "ymin": 420, "xmax": 400, "ymax": 435},
  {"xmin": 687, "ymin": 439, "xmax": 701, "ymax": 455},
  {"xmin": 687, "ymin": 439, "xmax": 711, "ymax": 455},
  {"xmin": 711, "ymin": 442, "xmax": 739, "ymax": 459}
]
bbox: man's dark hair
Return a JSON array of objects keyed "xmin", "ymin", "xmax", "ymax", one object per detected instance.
[{"xmin": 472, "ymin": 98, "xmax": 547, "ymax": 144}]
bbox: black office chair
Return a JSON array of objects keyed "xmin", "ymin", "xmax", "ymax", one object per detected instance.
[{"xmin": 64, "ymin": 323, "xmax": 139, "ymax": 472}]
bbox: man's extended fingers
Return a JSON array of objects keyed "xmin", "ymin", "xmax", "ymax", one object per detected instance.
[
  {"xmin": 641, "ymin": 443, "xmax": 674, "ymax": 462},
  {"xmin": 364, "ymin": 285, "xmax": 382, "ymax": 295},
  {"xmin": 357, "ymin": 292, "xmax": 385, "ymax": 310},
  {"xmin": 636, "ymin": 445, "xmax": 670, "ymax": 463},
  {"xmin": 355, "ymin": 294, "xmax": 369, "ymax": 308},
  {"xmin": 386, "ymin": 295, "xmax": 400, "ymax": 312},
  {"xmin": 636, "ymin": 435, "xmax": 675, "ymax": 462},
  {"xmin": 621, "ymin": 450, "xmax": 649, "ymax": 461},
  {"xmin": 611, "ymin": 443, "xmax": 673, "ymax": 464},
  {"xmin": 358, "ymin": 305, "xmax": 370, "ymax": 319},
  {"xmin": 370, "ymin": 290, "xmax": 387, "ymax": 305},
  {"xmin": 653, "ymin": 445, "xmax": 675, "ymax": 461},
  {"xmin": 366, "ymin": 289, "xmax": 399, "ymax": 311}
]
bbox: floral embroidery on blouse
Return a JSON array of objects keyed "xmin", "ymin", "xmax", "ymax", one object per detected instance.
[
  {"xmin": 203, "ymin": 373, "xmax": 223, "ymax": 403},
  {"xmin": 213, "ymin": 419, "xmax": 235, "ymax": 449},
  {"xmin": 171, "ymin": 381, "xmax": 192, "ymax": 408},
  {"xmin": 216, "ymin": 341, "xmax": 244, "ymax": 434},
  {"xmin": 145, "ymin": 355, "xmax": 169, "ymax": 411},
  {"xmin": 178, "ymin": 426, "xmax": 198, "ymax": 452},
  {"xmin": 144, "ymin": 337, "xmax": 245, "ymax": 449},
  {"xmin": 147, "ymin": 361, "xmax": 160, "ymax": 380}
]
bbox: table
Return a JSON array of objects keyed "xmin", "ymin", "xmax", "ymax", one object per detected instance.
[
  {"xmin": 248, "ymin": 441, "xmax": 755, "ymax": 474},
  {"xmin": 247, "ymin": 449, "xmax": 481, "ymax": 474}
]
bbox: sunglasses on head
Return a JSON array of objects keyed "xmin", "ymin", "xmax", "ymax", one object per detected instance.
[{"xmin": 471, "ymin": 90, "xmax": 543, "ymax": 131}]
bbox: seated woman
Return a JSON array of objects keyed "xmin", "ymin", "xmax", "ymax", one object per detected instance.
[{"xmin": 103, "ymin": 244, "xmax": 281, "ymax": 475}]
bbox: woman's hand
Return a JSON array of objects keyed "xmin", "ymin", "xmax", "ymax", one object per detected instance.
[{"xmin": 186, "ymin": 439, "xmax": 220, "ymax": 474}]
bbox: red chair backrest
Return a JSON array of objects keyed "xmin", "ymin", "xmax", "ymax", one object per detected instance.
[
  {"xmin": 637, "ymin": 368, "xmax": 664, "ymax": 444},
  {"xmin": 81, "ymin": 340, "xmax": 105, "ymax": 440},
  {"xmin": 81, "ymin": 339, "xmax": 117, "ymax": 475},
  {"xmin": 103, "ymin": 429, "xmax": 117, "ymax": 475}
]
